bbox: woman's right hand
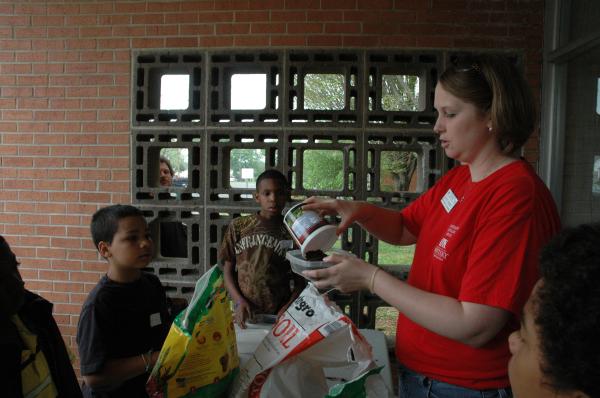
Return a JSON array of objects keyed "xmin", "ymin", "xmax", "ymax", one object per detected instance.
[
  {"xmin": 302, "ymin": 197, "xmax": 370, "ymax": 235},
  {"xmin": 234, "ymin": 298, "xmax": 252, "ymax": 329}
]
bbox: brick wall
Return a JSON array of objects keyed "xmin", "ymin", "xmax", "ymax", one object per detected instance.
[{"xmin": 0, "ymin": 0, "xmax": 544, "ymax": 366}]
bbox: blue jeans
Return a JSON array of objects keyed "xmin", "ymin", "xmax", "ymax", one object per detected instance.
[{"xmin": 398, "ymin": 365, "xmax": 512, "ymax": 398}]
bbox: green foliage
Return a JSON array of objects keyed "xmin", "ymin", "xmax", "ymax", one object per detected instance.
[
  {"xmin": 230, "ymin": 148, "xmax": 266, "ymax": 180},
  {"xmin": 303, "ymin": 150, "xmax": 344, "ymax": 190},
  {"xmin": 381, "ymin": 74, "xmax": 420, "ymax": 111},
  {"xmin": 380, "ymin": 151, "xmax": 418, "ymax": 192},
  {"xmin": 378, "ymin": 242, "xmax": 415, "ymax": 265},
  {"xmin": 304, "ymin": 74, "xmax": 345, "ymax": 110}
]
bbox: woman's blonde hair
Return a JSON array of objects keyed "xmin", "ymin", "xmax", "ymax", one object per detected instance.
[{"xmin": 439, "ymin": 53, "xmax": 536, "ymax": 154}]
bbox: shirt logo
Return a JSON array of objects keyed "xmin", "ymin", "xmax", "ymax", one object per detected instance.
[{"xmin": 433, "ymin": 225, "xmax": 460, "ymax": 263}]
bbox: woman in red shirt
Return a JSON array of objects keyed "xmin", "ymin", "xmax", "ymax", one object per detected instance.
[{"xmin": 303, "ymin": 54, "xmax": 561, "ymax": 398}]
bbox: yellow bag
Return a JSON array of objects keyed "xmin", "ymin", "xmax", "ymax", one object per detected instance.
[
  {"xmin": 147, "ymin": 266, "xmax": 239, "ymax": 398},
  {"xmin": 12, "ymin": 315, "xmax": 58, "ymax": 398}
]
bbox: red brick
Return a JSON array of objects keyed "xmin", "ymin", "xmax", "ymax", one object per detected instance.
[
  {"xmin": 165, "ymin": 37, "xmax": 199, "ymax": 47},
  {"xmin": 33, "ymin": 134, "xmax": 64, "ymax": 147},
  {"xmin": 17, "ymin": 168, "xmax": 47, "ymax": 179},
  {"xmin": 215, "ymin": 0, "xmax": 250, "ymax": 10},
  {"xmin": 233, "ymin": 35, "xmax": 270, "ymax": 46},
  {"xmin": 20, "ymin": 214, "xmax": 50, "ymax": 225},
  {"xmin": 6, "ymin": 203, "xmax": 35, "ymax": 214},
  {"xmin": 37, "ymin": 203, "xmax": 67, "ymax": 214},
  {"xmin": 51, "ymin": 238, "xmax": 82, "ymax": 249},
  {"xmin": 307, "ymin": 35, "xmax": 343, "ymax": 46},
  {"xmin": 271, "ymin": 10, "xmax": 306, "ymax": 22},
  {"xmin": 34, "ymin": 158, "xmax": 64, "ymax": 168},
  {"xmin": 19, "ymin": 191, "xmax": 49, "ymax": 201},
  {"xmin": 36, "ymin": 226, "xmax": 67, "ymax": 236},
  {"xmin": 4, "ymin": 225, "xmax": 35, "ymax": 235},
  {"xmin": 287, "ymin": 22, "xmax": 323, "ymax": 34},
  {"xmin": 3, "ymin": 133, "xmax": 33, "ymax": 144},
  {"xmin": 54, "ymin": 280, "xmax": 84, "ymax": 292},
  {"xmin": 286, "ymin": 0, "xmax": 320, "ymax": 9},
  {"xmin": 217, "ymin": 23, "xmax": 250, "ymax": 34},
  {"xmin": 235, "ymin": 10, "xmax": 269, "ymax": 22},
  {"xmin": 325, "ymin": 22, "xmax": 361, "ymax": 34},
  {"xmin": 306, "ymin": 10, "xmax": 345, "ymax": 21},
  {"xmin": 3, "ymin": 179, "xmax": 34, "ymax": 190},
  {"xmin": 67, "ymin": 181, "xmax": 97, "ymax": 191},
  {"xmin": 34, "ymin": 180, "xmax": 65, "ymax": 191},
  {"xmin": 251, "ymin": 23, "xmax": 286, "ymax": 34},
  {"xmin": 46, "ymin": 27, "xmax": 79, "ymax": 38},
  {"xmin": 80, "ymin": 169, "xmax": 111, "ymax": 181},
  {"xmin": 67, "ymin": 203, "xmax": 99, "ymax": 215},
  {"xmin": 48, "ymin": 192, "xmax": 80, "ymax": 203},
  {"xmin": 80, "ymin": 192, "xmax": 112, "ymax": 203},
  {"xmin": 18, "ymin": 235, "xmax": 50, "ymax": 247}
]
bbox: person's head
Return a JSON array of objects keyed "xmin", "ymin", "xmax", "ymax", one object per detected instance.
[
  {"xmin": 0, "ymin": 235, "xmax": 26, "ymax": 316},
  {"xmin": 434, "ymin": 53, "xmax": 535, "ymax": 161},
  {"xmin": 90, "ymin": 205, "xmax": 153, "ymax": 269},
  {"xmin": 508, "ymin": 223, "xmax": 600, "ymax": 398},
  {"xmin": 159, "ymin": 156, "xmax": 174, "ymax": 187},
  {"xmin": 254, "ymin": 169, "xmax": 290, "ymax": 219}
]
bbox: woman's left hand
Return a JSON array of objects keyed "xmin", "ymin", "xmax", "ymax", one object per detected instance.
[{"xmin": 302, "ymin": 252, "xmax": 376, "ymax": 293}]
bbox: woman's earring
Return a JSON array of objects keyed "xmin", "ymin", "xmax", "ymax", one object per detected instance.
[{"xmin": 488, "ymin": 127, "xmax": 493, "ymax": 133}]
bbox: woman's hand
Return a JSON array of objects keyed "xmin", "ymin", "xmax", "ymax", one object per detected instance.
[
  {"xmin": 234, "ymin": 298, "xmax": 252, "ymax": 329},
  {"xmin": 302, "ymin": 252, "xmax": 377, "ymax": 293},
  {"xmin": 302, "ymin": 197, "xmax": 371, "ymax": 235}
]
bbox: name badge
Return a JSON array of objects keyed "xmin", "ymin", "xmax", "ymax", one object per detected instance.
[
  {"xmin": 441, "ymin": 189, "xmax": 458, "ymax": 213},
  {"xmin": 150, "ymin": 312, "xmax": 162, "ymax": 328}
]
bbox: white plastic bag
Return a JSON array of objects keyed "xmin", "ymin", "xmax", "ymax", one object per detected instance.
[{"xmin": 230, "ymin": 283, "xmax": 391, "ymax": 398}]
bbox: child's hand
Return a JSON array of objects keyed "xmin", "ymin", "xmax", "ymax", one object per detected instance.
[{"xmin": 234, "ymin": 298, "xmax": 252, "ymax": 329}]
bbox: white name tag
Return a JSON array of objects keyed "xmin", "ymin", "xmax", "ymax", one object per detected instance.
[
  {"xmin": 441, "ymin": 189, "xmax": 458, "ymax": 213},
  {"xmin": 150, "ymin": 312, "xmax": 162, "ymax": 328}
]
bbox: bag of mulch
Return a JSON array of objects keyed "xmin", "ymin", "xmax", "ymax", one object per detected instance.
[
  {"xmin": 147, "ymin": 266, "xmax": 239, "ymax": 398},
  {"xmin": 230, "ymin": 283, "xmax": 391, "ymax": 398}
]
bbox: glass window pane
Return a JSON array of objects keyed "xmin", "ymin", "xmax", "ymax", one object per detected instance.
[
  {"xmin": 378, "ymin": 241, "xmax": 415, "ymax": 266},
  {"xmin": 380, "ymin": 151, "xmax": 419, "ymax": 192},
  {"xmin": 230, "ymin": 148, "xmax": 266, "ymax": 188},
  {"xmin": 159, "ymin": 148, "xmax": 188, "ymax": 188},
  {"xmin": 231, "ymin": 74, "xmax": 266, "ymax": 110},
  {"xmin": 381, "ymin": 74, "xmax": 421, "ymax": 111},
  {"xmin": 304, "ymin": 73, "xmax": 345, "ymax": 110},
  {"xmin": 303, "ymin": 149, "xmax": 344, "ymax": 190},
  {"xmin": 160, "ymin": 74, "xmax": 189, "ymax": 110}
]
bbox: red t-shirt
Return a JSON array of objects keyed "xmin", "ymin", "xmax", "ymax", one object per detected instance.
[{"xmin": 395, "ymin": 160, "xmax": 560, "ymax": 389}]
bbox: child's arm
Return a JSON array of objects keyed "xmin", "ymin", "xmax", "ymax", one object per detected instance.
[
  {"xmin": 82, "ymin": 351, "xmax": 159, "ymax": 390},
  {"xmin": 223, "ymin": 260, "xmax": 252, "ymax": 329}
]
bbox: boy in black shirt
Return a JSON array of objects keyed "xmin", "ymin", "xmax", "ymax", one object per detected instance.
[{"xmin": 77, "ymin": 205, "xmax": 170, "ymax": 398}]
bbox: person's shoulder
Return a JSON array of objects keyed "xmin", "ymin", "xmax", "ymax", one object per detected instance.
[
  {"xmin": 141, "ymin": 271, "xmax": 164, "ymax": 289},
  {"xmin": 81, "ymin": 275, "xmax": 112, "ymax": 309},
  {"xmin": 231, "ymin": 213, "xmax": 260, "ymax": 231},
  {"xmin": 490, "ymin": 160, "xmax": 547, "ymax": 195}
]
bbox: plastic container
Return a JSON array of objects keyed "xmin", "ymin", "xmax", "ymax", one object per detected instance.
[
  {"xmin": 283, "ymin": 203, "xmax": 337, "ymax": 258},
  {"xmin": 286, "ymin": 249, "xmax": 355, "ymax": 277}
]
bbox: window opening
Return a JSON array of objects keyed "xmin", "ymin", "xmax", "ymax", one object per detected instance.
[
  {"xmin": 159, "ymin": 148, "xmax": 189, "ymax": 189},
  {"xmin": 160, "ymin": 74, "xmax": 189, "ymax": 110},
  {"xmin": 380, "ymin": 151, "xmax": 419, "ymax": 192},
  {"xmin": 304, "ymin": 73, "xmax": 345, "ymax": 110},
  {"xmin": 230, "ymin": 148, "xmax": 266, "ymax": 188},
  {"xmin": 231, "ymin": 73, "xmax": 266, "ymax": 110},
  {"xmin": 381, "ymin": 74, "xmax": 422, "ymax": 111},
  {"xmin": 303, "ymin": 149, "xmax": 344, "ymax": 190}
]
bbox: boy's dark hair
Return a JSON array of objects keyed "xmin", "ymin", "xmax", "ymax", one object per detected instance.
[
  {"xmin": 90, "ymin": 205, "xmax": 145, "ymax": 249},
  {"xmin": 160, "ymin": 156, "xmax": 174, "ymax": 176},
  {"xmin": 255, "ymin": 169, "xmax": 289, "ymax": 191},
  {"xmin": 535, "ymin": 223, "xmax": 600, "ymax": 397},
  {"xmin": 0, "ymin": 235, "xmax": 19, "ymax": 272}
]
